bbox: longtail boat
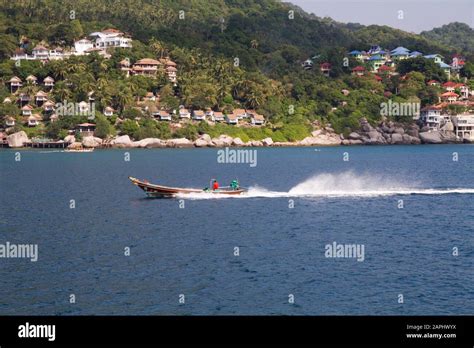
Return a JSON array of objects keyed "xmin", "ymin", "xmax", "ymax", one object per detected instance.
[{"xmin": 129, "ymin": 176, "xmax": 246, "ymax": 198}]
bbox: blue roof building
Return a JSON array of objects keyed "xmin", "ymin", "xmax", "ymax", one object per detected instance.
[
  {"xmin": 409, "ymin": 51, "xmax": 423, "ymax": 57},
  {"xmin": 391, "ymin": 46, "xmax": 410, "ymax": 54}
]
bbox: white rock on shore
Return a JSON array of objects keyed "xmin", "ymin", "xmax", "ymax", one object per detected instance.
[
  {"xmin": 299, "ymin": 133, "xmax": 341, "ymax": 146},
  {"xmin": 232, "ymin": 137, "xmax": 245, "ymax": 146},
  {"xmin": 342, "ymin": 139, "xmax": 363, "ymax": 145},
  {"xmin": 166, "ymin": 138, "xmax": 193, "ymax": 148},
  {"xmin": 194, "ymin": 134, "xmax": 212, "ymax": 147},
  {"xmin": 211, "ymin": 134, "xmax": 233, "ymax": 147},
  {"xmin": 262, "ymin": 137, "xmax": 274, "ymax": 146},
  {"xmin": 111, "ymin": 135, "xmax": 133, "ymax": 148},
  {"xmin": 7, "ymin": 131, "xmax": 29, "ymax": 148},
  {"xmin": 200, "ymin": 134, "xmax": 212, "ymax": 143},
  {"xmin": 419, "ymin": 131, "xmax": 442, "ymax": 144},
  {"xmin": 82, "ymin": 136, "xmax": 103, "ymax": 148},
  {"xmin": 390, "ymin": 133, "xmax": 404, "ymax": 144},
  {"xmin": 194, "ymin": 138, "xmax": 210, "ymax": 147},
  {"xmin": 64, "ymin": 135, "xmax": 76, "ymax": 143},
  {"xmin": 133, "ymin": 138, "xmax": 164, "ymax": 148}
]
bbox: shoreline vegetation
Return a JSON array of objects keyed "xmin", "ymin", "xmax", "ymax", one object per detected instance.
[
  {"xmin": 4, "ymin": 115, "xmax": 472, "ymax": 149},
  {"xmin": 1, "ymin": 1, "xmax": 474, "ymax": 149}
]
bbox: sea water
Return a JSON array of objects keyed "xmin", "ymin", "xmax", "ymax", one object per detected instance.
[{"xmin": 0, "ymin": 145, "xmax": 473, "ymax": 315}]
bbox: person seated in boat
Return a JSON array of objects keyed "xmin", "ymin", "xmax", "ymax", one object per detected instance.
[
  {"xmin": 212, "ymin": 179, "xmax": 219, "ymax": 191},
  {"xmin": 230, "ymin": 179, "xmax": 239, "ymax": 190}
]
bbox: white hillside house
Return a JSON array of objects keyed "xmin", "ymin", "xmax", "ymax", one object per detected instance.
[
  {"xmin": 90, "ymin": 29, "xmax": 132, "ymax": 49},
  {"xmin": 74, "ymin": 39, "xmax": 94, "ymax": 54}
]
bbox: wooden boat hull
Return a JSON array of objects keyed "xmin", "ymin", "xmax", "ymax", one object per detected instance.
[{"xmin": 129, "ymin": 176, "xmax": 246, "ymax": 198}]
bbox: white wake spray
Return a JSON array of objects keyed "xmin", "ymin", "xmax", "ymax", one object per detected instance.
[{"xmin": 175, "ymin": 171, "xmax": 474, "ymax": 200}]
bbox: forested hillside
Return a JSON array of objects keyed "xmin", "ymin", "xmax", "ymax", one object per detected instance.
[{"xmin": 0, "ymin": 0, "xmax": 472, "ymax": 143}]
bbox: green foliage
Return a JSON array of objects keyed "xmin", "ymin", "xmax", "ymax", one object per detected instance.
[
  {"xmin": 94, "ymin": 114, "xmax": 116, "ymax": 138},
  {"xmin": 120, "ymin": 119, "xmax": 139, "ymax": 136},
  {"xmin": 397, "ymin": 57, "xmax": 447, "ymax": 82},
  {"xmin": 121, "ymin": 108, "xmax": 143, "ymax": 120},
  {"xmin": 330, "ymin": 113, "xmax": 360, "ymax": 136},
  {"xmin": 421, "ymin": 23, "xmax": 474, "ymax": 54},
  {"xmin": 0, "ymin": 0, "xmax": 471, "ymax": 140},
  {"xmin": 130, "ymin": 119, "xmax": 172, "ymax": 140},
  {"xmin": 173, "ymin": 123, "xmax": 198, "ymax": 140},
  {"xmin": 277, "ymin": 123, "xmax": 311, "ymax": 142}
]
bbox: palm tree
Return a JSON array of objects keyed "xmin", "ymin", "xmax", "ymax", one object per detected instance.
[
  {"xmin": 96, "ymin": 89, "xmax": 113, "ymax": 110},
  {"xmin": 149, "ymin": 38, "xmax": 167, "ymax": 59},
  {"xmin": 21, "ymin": 84, "xmax": 37, "ymax": 97},
  {"xmin": 53, "ymin": 81, "xmax": 71, "ymax": 102},
  {"xmin": 96, "ymin": 77, "xmax": 110, "ymax": 92},
  {"xmin": 66, "ymin": 60, "xmax": 86, "ymax": 75},
  {"xmin": 51, "ymin": 60, "xmax": 68, "ymax": 80},
  {"xmin": 114, "ymin": 85, "xmax": 133, "ymax": 112},
  {"xmin": 98, "ymin": 59, "xmax": 109, "ymax": 74}
]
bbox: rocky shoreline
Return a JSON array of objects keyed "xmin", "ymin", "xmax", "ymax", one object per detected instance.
[{"xmin": 5, "ymin": 118, "xmax": 472, "ymax": 149}]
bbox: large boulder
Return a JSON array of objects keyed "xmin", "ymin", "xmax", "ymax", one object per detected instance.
[
  {"xmin": 166, "ymin": 138, "xmax": 193, "ymax": 148},
  {"xmin": 250, "ymin": 140, "xmax": 263, "ymax": 147},
  {"xmin": 390, "ymin": 133, "xmax": 404, "ymax": 144},
  {"xmin": 111, "ymin": 135, "xmax": 133, "ymax": 148},
  {"xmin": 262, "ymin": 137, "xmax": 274, "ymax": 146},
  {"xmin": 406, "ymin": 127, "xmax": 419, "ymax": 138},
  {"xmin": 218, "ymin": 135, "xmax": 234, "ymax": 146},
  {"xmin": 342, "ymin": 139, "xmax": 363, "ymax": 146},
  {"xmin": 199, "ymin": 134, "xmax": 212, "ymax": 143},
  {"xmin": 232, "ymin": 137, "xmax": 245, "ymax": 146},
  {"xmin": 348, "ymin": 132, "xmax": 361, "ymax": 140},
  {"xmin": 402, "ymin": 134, "xmax": 413, "ymax": 144},
  {"xmin": 420, "ymin": 126, "xmax": 430, "ymax": 132},
  {"xmin": 64, "ymin": 135, "xmax": 75, "ymax": 143},
  {"xmin": 299, "ymin": 137, "xmax": 317, "ymax": 146},
  {"xmin": 311, "ymin": 129, "xmax": 322, "ymax": 137},
  {"xmin": 7, "ymin": 131, "xmax": 29, "ymax": 148},
  {"xmin": 82, "ymin": 136, "xmax": 103, "ymax": 148},
  {"xmin": 134, "ymin": 138, "xmax": 164, "ymax": 148},
  {"xmin": 211, "ymin": 138, "xmax": 222, "ymax": 147},
  {"xmin": 195, "ymin": 134, "xmax": 212, "ymax": 147},
  {"xmin": 299, "ymin": 133, "xmax": 341, "ymax": 146},
  {"xmin": 393, "ymin": 127, "xmax": 405, "ymax": 135},
  {"xmin": 365, "ymin": 130, "xmax": 386, "ymax": 144},
  {"xmin": 194, "ymin": 138, "xmax": 210, "ymax": 147},
  {"xmin": 68, "ymin": 142, "xmax": 83, "ymax": 149},
  {"xmin": 359, "ymin": 118, "xmax": 374, "ymax": 132},
  {"xmin": 419, "ymin": 131, "xmax": 442, "ymax": 144}
]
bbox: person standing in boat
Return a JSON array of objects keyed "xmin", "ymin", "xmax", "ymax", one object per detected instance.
[
  {"xmin": 212, "ymin": 179, "xmax": 220, "ymax": 190},
  {"xmin": 230, "ymin": 179, "xmax": 239, "ymax": 190}
]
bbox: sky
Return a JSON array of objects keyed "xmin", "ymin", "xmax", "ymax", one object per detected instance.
[{"xmin": 289, "ymin": 0, "xmax": 474, "ymax": 33}]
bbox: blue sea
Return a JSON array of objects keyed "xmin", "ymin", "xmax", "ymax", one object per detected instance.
[{"xmin": 0, "ymin": 145, "xmax": 473, "ymax": 315}]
